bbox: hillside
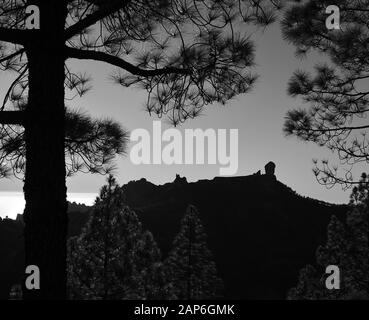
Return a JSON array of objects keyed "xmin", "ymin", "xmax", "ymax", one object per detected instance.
[
  {"xmin": 0, "ymin": 171, "xmax": 347, "ymax": 299},
  {"xmin": 122, "ymin": 173, "xmax": 347, "ymax": 299}
]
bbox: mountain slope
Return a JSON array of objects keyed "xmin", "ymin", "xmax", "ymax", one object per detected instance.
[
  {"xmin": 0, "ymin": 173, "xmax": 347, "ymax": 299},
  {"xmin": 122, "ymin": 174, "xmax": 347, "ymax": 299}
]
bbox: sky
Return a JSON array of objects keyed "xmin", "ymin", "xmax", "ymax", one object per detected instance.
[
  {"xmin": 0, "ymin": 20, "xmax": 358, "ymax": 218},
  {"xmin": 0, "ymin": 192, "xmax": 96, "ymax": 219}
]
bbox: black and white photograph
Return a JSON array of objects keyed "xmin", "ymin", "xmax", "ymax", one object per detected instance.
[{"xmin": 0, "ymin": 0, "xmax": 368, "ymax": 306}]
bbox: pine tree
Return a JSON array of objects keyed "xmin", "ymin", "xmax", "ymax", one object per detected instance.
[
  {"xmin": 288, "ymin": 175, "xmax": 369, "ymax": 300},
  {"xmin": 165, "ymin": 205, "xmax": 223, "ymax": 300},
  {"xmin": 0, "ymin": 0, "xmax": 282, "ymax": 299},
  {"xmin": 67, "ymin": 176, "xmax": 172, "ymax": 300},
  {"xmin": 282, "ymin": 0, "xmax": 369, "ymax": 187},
  {"xmin": 138, "ymin": 231, "xmax": 177, "ymax": 300}
]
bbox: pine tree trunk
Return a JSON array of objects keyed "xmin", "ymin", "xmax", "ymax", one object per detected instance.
[{"xmin": 22, "ymin": 1, "xmax": 68, "ymax": 300}]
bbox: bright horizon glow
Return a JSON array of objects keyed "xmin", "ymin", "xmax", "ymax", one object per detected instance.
[
  {"xmin": 0, "ymin": 25, "xmax": 354, "ymax": 206},
  {"xmin": 0, "ymin": 192, "xmax": 97, "ymax": 219}
]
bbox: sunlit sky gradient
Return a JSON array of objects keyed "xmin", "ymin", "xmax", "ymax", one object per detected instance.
[
  {"xmin": 0, "ymin": 192, "xmax": 96, "ymax": 219},
  {"xmin": 1, "ymin": 22, "xmax": 362, "ymax": 218}
]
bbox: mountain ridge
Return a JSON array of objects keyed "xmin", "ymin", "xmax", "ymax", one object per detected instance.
[{"xmin": 0, "ymin": 171, "xmax": 347, "ymax": 299}]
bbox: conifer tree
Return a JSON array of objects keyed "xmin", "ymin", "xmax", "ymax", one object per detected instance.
[
  {"xmin": 67, "ymin": 176, "xmax": 172, "ymax": 299},
  {"xmin": 138, "ymin": 231, "xmax": 177, "ymax": 300},
  {"xmin": 288, "ymin": 175, "xmax": 369, "ymax": 300},
  {"xmin": 0, "ymin": 0, "xmax": 283, "ymax": 299},
  {"xmin": 165, "ymin": 205, "xmax": 223, "ymax": 300},
  {"xmin": 282, "ymin": 0, "xmax": 369, "ymax": 187}
]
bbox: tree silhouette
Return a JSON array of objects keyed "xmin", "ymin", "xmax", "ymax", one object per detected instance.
[
  {"xmin": 288, "ymin": 175, "xmax": 369, "ymax": 300},
  {"xmin": 1, "ymin": 109, "xmax": 129, "ymax": 178},
  {"xmin": 0, "ymin": 0, "xmax": 282, "ymax": 299},
  {"xmin": 282, "ymin": 0, "xmax": 369, "ymax": 188},
  {"xmin": 165, "ymin": 205, "xmax": 223, "ymax": 299},
  {"xmin": 67, "ymin": 176, "xmax": 173, "ymax": 299}
]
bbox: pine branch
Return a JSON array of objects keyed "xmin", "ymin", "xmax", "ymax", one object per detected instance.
[
  {"xmin": 64, "ymin": 0, "xmax": 130, "ymax": 40},
  {"xmin": 66, "ymin": 47, "xmax": 191, "ymax": 77},
  {"xmin": 0, "ymin": 49, "xmax": 25, "ymax": 64},
  {"xmin": 0, "ymin": 111, "xmax": 24, "ymax": 125},
  {"xmin": 0, "ymin": 27, "xmax": 31, "ymax": 45}
]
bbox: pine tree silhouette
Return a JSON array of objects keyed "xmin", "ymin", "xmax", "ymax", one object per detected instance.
[
  {"xmin": 67, "ymin": 176, "xmax": 173, "ymax": 299},
  {"xmin": 282, "ymin": 0, "xmax": 369, "ymax": 187},
  {"xmin": 165, "ymin": 205, "xmax": 223, "ymax": 300},
  {"xmin": 288, "ymin": 174, "xmax": 369, "ymax": 300},
  {"xmin": 0, "ymin": 0, "xmax": 282, "ymax": 299}
]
